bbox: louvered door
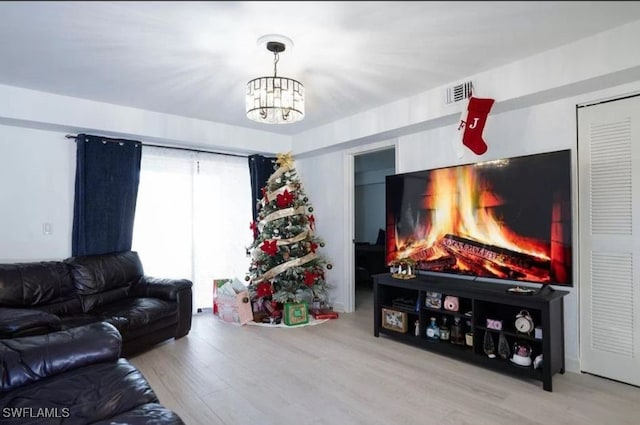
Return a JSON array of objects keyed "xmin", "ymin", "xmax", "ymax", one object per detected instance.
[{"xmin": 578, "ymin": 95, "xmax": 640, "ymax": 386}]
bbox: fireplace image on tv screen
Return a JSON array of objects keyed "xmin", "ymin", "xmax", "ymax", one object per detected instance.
[{"xmin": 386, "ymin": 150, "xmax": 572, "ymax": 286}]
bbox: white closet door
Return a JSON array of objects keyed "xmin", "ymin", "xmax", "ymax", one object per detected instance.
[{"xmin": 578, "ymin": 95, "xmax": 640, "ymax": 386}]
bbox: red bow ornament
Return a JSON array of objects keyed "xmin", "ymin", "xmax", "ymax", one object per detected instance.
[
  {"xmin": 304, "ymin": 271, "xmax": 317, "ymax": 287},
  {"xmin": 256, "ymin": 281, "xmax": 273, "ymax": 298},
  {"xmin": 260, "ymin": 240, "xmax": 278, "ymax": 256},
  {"xmin": 276, "ymin": 189, "xmax": 294, "ymax": 208}
]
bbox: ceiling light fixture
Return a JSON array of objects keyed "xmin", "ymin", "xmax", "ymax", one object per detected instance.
[{"xmin": 246, "ymin": 35, "xmax": 304, "ymax": 124}]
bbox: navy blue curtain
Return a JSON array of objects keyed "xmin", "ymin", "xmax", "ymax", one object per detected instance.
[
  {"xmin": 248, "ymin": 154, "xmax": 275, "ymax": 222},
  {"xmin": 72, "ymin": 134, "xmax": 142, "ymax": 256}
]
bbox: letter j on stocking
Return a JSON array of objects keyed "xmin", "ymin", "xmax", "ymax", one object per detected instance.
[{"xmin": 461, "ymin": 96, "xmax": 495, "ymax": 155}]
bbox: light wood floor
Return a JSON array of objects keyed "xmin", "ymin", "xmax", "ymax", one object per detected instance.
[{"xmin": 131, "ymin": 288, "xmax": 640, "ymax": 425}]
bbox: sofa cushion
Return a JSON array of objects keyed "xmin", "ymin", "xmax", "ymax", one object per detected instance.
[
  {"xmin": 91, "ymin": 298, "xmax": 177, "ymax": 338},
  {"xmin": 0, "ymin": 308, "xmax": 61, "ymax": 338},
  {"xmin": 58, "ymin": 314, "xmax": 104, "ymax": 330},
  {"xmin": 0, "ymin": 322, "xmax": 121, "ymax": 392},
  {"xmin": 0, "ymin": 359, "xmax": 158, "ymax": 424},
  {"xmin": 32, "ymin": 297, "xmax": 84, "ymax": 316},
  {"xmin": 0, "ymin": 261, "xmax": 75, "ymax": 307},
  {"xmin": 78, "ymin": 286, "xmax": 130, "ymax": 313},
  {"xmin": 66, "ymin": 251, "xmax": 144, "ymax": 312},
  {"xmin": 89, "ymin": 403, "xmax": 185, "ymax": 425}
]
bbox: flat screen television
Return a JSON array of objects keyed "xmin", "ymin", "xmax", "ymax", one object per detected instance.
[{"xmin": 385, "ymin": 150, "xmax": 573, "ymax": 286}]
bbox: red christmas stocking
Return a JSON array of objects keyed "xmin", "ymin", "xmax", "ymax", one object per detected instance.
[{"xmin": 461, "ymin": 96, "xmax": 495, "ymax": 155}]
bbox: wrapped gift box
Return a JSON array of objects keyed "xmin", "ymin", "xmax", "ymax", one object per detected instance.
[{"xmin": 283, "ymin": 301, "xmax": 309, "ymax": 326}]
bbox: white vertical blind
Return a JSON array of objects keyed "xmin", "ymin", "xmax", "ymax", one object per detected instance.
[{"xmin": 133, "ymin": 146, "xmax": 252, "ymax": 309}]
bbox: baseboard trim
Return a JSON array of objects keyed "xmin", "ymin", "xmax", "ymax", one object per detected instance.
[
  {"xmin": 565, "ymin": 356, "xmax": 580, "ymax": 373},
  {"xmin": 333, "ymin": 302, "xmax": 346, "ymax": 313}
]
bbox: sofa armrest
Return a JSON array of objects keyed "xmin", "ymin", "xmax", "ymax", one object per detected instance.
[
  {"xmin": 131, "ymin": 276, "xmax": 192, "ymax": 301},
  {"xmin": 0, "ymin": 307, "xmax": 61, "ymax": 338},
  {"xmin": 131, "ymin": 276, "xmax": 193, "ymax": 339},
  {"xmin": 0, "ymin": 322, "xmax": 122, "ymax": 392}
]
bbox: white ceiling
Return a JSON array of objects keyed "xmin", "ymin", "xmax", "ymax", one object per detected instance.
[{"xmin": 1, "ymin": 1, "xmax": 640, "ymax": 136}]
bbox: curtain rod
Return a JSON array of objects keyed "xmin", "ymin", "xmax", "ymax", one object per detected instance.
[{"xmin": 65, "ymin": 134, "xmax": 248, "ymax": 158}]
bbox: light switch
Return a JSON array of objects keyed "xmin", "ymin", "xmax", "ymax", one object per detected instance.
[{"xmin": 43, "ymin": 222, "xmax": 53, "ymax": 235}]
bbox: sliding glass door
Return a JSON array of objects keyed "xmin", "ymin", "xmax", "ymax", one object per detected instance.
[{"xmin": 133, "ymin": 147, "xmax": 252, "ymax": 310}]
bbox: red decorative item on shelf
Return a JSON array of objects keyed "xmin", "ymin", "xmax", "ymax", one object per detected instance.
[
  {"xmin": 308, "ymin": 214, "xmax": 315, "ymax": 230},
  {"xmin": 309, "ymin": 242, "xmax": 318, "ymax": 253},
  {"xmin": 249, "ymin": 221, "xmax": 258, "ymax": 238}
]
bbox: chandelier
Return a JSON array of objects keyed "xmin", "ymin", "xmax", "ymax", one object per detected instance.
[{"xmin": 246, "ymin": 37, "xmax": 304, "ymax": 124}]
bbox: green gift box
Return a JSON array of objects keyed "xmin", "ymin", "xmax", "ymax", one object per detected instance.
[{"xmin": 283, "ymin": 301, "xmax": 309, "ymax": 326}]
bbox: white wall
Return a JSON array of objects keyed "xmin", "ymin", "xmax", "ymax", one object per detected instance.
[
  {"xmin": 296, "ymin": 150, "xmax": 346, "ymax": 311},
  {"xmin": 293, "ymin": 19, "xmax": 640, "ymax": 156},
  {"xmin": 0, "ymin": 125, "xmax": 75, "ymax": 261},
  {"xmin": 0, "ymin": 83, "xmax": 291, "ymax": 156}
]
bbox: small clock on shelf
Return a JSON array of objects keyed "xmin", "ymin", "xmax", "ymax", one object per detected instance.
[{"xmin": 515, "ymin": 310, "xmax": 535, "ymax": 335}]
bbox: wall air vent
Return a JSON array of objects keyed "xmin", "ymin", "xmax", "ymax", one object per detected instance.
[{"xmin": 446, "ymin": 81, "xmax": 473, "ymax": 104}]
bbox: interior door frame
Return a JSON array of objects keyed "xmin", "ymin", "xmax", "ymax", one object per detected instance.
[{"xmin": 343, "ymin": 139, "xmax": 398, "ymax": 313}]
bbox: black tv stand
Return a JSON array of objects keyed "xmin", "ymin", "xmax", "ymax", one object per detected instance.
[{"xmin": 373, "ymin": 273, "xmax": 569, "ymax": 391}]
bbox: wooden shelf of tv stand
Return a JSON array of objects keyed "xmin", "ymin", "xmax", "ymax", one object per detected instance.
[
  {"xmin": 475, "ymin": 326, "xmax": 541, "ymax": 343},
  {"xmin": 378, "ymin": 328, "xmax": 474, "ymax": 359},
  {"xmin": 381, "ymin": 304, "xmax": 419, "ymax": 314},
  {"xmin": 422, "ymin": 305, "xmax": 472, "ymax": 320},
  {"xmin": 373, "ymin": 273, "xmax": 569, "ymax": 392}
]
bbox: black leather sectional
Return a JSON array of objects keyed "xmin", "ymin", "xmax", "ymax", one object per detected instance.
[
  {"xmin": 0, "ymin": 322, "xmax": 184, "ymax": 424},
  {"xmin": 0, "ymin": 251, "xmax": 192, "ymax": 357}
]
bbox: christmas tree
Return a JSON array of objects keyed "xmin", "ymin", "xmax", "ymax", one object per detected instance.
[{"xmin": 246, "ymin": 153, "xmax": 331, "ymax": 310}]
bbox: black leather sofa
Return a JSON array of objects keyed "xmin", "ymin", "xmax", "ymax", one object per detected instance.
[
  {"xmin": 0, "ymin": 251, "xmax": 192, "ymax": 357},
  {"xmin": 0, "ymin": 322, "xmax": 184, "ymax": 424}
]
